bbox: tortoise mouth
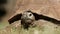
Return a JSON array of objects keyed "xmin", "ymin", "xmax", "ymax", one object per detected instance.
[{"xmin": 21, "ymin": 20, "xmax": 34, "ymax": 30}]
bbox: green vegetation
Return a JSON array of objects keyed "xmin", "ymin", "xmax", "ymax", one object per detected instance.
[{"xmin": 0, "ymin": 22, "xmax": 60, "ymax": 34}]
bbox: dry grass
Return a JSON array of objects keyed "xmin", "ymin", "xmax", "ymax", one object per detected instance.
[{"xmin": 0, "ymin": 20, "xmax": 60, "ymax": 34}]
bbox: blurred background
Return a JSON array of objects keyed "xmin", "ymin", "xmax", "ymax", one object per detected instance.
[{"xmin": 0, "ymin": 0, "xmax": 16, "ymax": 29}]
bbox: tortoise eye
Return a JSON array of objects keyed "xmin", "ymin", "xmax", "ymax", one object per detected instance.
[{"xmin": 29, "ymin": 14, "xmax": 32, "ymax": 16}]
